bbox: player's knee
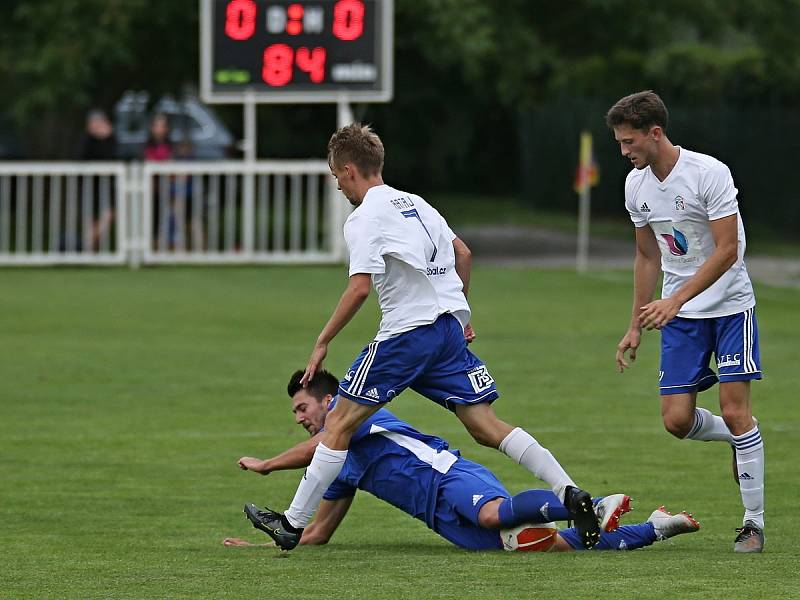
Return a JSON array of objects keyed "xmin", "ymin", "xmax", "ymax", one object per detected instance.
[
  {"xmin": 323, "ymin": 408, "xmax": 360, "ymax": 437},
  {"xmin": 662, "ymin": 415, "xmax": 691, "ymax": 439},
  {"xmin": 477, "ymin": 499, "xmax": 503, "ymax": 529}
]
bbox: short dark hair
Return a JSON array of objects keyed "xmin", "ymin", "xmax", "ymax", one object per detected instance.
[
  {"xmin": 287, "ymin": 369, "xmax": 339, "ymax": 401},
  {"xmin": 327, "ymin": 122, "xmax": 385, "ymax": 176},
  {"xmin": 605, "ymin": 90, "xmax": 669, "ymax": 133}
]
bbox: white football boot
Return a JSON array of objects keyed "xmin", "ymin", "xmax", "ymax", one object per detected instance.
[
  {"xmin": 594, "ymin": 494, "xmax": 632, "ymax": 533},
  {"xmin": 647, "ymin": 506, "xmax": 701, "ymax": 540}
]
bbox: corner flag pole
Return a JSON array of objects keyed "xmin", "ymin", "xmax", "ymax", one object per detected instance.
[{"xmin": 576, "ymin": 131, "xmax": 593, "ymax": 273}]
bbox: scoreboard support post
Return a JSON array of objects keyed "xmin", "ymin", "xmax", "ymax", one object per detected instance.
[
  {"xmin": 337, "ymin": 95, "xmax": 355, "ymax": 130},
  {"xmin": 243, "ymin": 92, "xmax": 257, "ymax": 162}
]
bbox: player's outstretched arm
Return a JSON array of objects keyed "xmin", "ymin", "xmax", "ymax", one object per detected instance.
[
  {"xmin": 238, "ymin": 432, "xmax": 324, "ymax": 474},
  {"xmin": 301, "ymin": 273, "xmax": 372, "ymax": 386},
  {"xmin": 617, "ymin": 226, "xmax": 660, "ymax": 372},
  {"xmin": 300, "ymin": 497, "xmax": 354, "ymax": 545},
  {"xmin": 222, "ymin": 497, "xmax": 354, "ymax": 548}
]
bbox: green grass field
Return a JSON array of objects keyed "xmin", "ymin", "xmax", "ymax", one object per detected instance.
[{"xmin": 1, "ymin": 267, "xmax": 798, "ymax": 599}]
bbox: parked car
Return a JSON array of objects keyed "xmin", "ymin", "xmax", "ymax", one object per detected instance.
[{"xmin": 114, "ymin": 90, "xmax": 235, "ymax": 160}]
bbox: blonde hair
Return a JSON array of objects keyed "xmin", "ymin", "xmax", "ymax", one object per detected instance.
[{"xmin": 327, "ymin": 123, "xmax": 385, "ymax": 177}]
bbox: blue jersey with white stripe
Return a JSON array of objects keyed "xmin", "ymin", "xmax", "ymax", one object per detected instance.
[{"xmin": 322, "ymin": 399, "xmax": 460, "ymax": 529}]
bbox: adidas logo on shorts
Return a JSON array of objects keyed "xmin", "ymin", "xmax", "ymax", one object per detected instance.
[{"xmin": 365, "ymin": 388, "xmax": 380, "ymax": 400}]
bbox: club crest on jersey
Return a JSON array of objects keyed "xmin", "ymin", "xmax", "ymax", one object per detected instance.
[
  {"xmin": 468, "ymin": 366, "xmax": 495, "ymax": 393},
  {"xmin": 660, "ymin": 227, "xmax": 689, "ymax": 256},
  {"xmin": 675, "ymin": 196, "xmax": 686, "ymax": 210}
]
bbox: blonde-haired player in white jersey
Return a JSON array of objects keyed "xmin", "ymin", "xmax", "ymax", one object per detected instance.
[
  {"xmin": 607, "ymin": 91, "xmax": 765, "ymax": 553},
  {"xmin": 246, "ymin": 123, "xmax": 602, "ymax": 552}
]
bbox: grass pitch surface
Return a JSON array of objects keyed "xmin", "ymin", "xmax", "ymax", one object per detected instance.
[{"xmin": 1, "ymin": 267, "xmax": 798, "ymax": 599}]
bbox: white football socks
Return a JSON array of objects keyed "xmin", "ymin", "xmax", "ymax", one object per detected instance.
[
  {"xmin": 685, "ymin": 407, "xmax": 733, "ymax": 443},
  {"xmin": 284, "ymin": 442, "xmax": 348, "ymax": 529},
  {"xmin": 499, "ymin": 427, "xmax": 576, "ymax": 502},
  {"xmin": 733, "ymin": 424, "xmax": 765, "ymax": 529}
]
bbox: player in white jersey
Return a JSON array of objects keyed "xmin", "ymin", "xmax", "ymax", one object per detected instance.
[
  {"xmin": 253, "ymin": 123, "xmax": 602, "ymax": 552},
  {"xmin": 606, "ymin": 91, "xmax": 765, "ymax": 553}
]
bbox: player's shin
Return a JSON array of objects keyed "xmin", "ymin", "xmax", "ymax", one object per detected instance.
[
  {"xmin": 499, "ymin": 428, "xmax": 576, "ymax": 501},
  {"xmin": 284, "ymin": 442, "xmax": 348, "ymax": 529},
  {"xmin": 733, "ymin": 425, "xmax": 765, "ymax": 528}
]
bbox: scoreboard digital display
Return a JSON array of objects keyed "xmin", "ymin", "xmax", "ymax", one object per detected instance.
[{"xmin": 200, "ymin": 0, "xmax": 393, "ymax": 103}]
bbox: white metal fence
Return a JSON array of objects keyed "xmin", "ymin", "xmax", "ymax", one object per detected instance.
[
  {"xmin": 0, "ymin": 161, "xmax": 346, "ymax": 267},
  {"xmin": 0, "ymin": 162, "xmax": 127, "ymax": 265}
]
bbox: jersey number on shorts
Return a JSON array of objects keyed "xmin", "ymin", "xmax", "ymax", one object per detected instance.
[{"xmin": 402, "ymin": 208, "xmax": 438, "ymax": 262}]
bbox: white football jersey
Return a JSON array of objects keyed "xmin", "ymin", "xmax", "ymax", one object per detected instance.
[
  {"xmin": 624, "ymin": 147, "xmax": 755, "ymax": 318},
  {"xmin": 344, "ymin": 184, "xmax": 471, "ymax": 341}
]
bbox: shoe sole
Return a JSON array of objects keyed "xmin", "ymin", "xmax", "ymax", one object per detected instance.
[
  {"xmin": 601, "ymin": 495, "xmax": 632, "ymax": 533},
  {"xmin": 569, "ymin": 490, "xmax": 601, "ymax": 548},
  {"xmin": 733, "ymin": 542, "xmax": 764, "ymax": 553}
]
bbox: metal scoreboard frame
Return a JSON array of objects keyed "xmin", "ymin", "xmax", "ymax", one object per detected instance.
[{"xmin": 200, "ymin": 0, "xmax": 394, "ymax": 104}]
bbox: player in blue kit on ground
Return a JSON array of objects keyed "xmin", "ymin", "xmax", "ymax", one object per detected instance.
[
  {"xmin": 607, "ymin": 91, "xmax": 765, "ymax": 553},
  {"xmin": 252, "ymin": 124, "xmax": 603, "ymax": 551},
  {"xmin": 233, "ymin": 370, "xmax": 699, "ymax": 552}
]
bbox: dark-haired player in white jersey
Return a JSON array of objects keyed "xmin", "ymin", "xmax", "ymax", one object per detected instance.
[
  {"xmin": 607, "ymin": 91, "xmax": 765, "ymax": 553},
  {"xmin": 249, "ymin": 123, "xmax": 602, "ymax": 551}
]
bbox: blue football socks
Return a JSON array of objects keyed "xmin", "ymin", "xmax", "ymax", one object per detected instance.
[
  {"xmin": 560, "ymin": 523, "xmax": 657, "ymax": 551},
  {"xmin": 497, "ymin": 490, "xmax": 570, "ymax": 527}
]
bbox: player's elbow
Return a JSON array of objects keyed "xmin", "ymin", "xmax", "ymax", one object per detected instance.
[
  {"xmin": 454, "ymin": 238, "xmax": 472, "ymax": 261},
  {"xmin": 349, "ymin": 274, "xmax": 372, "ymax": 300}
]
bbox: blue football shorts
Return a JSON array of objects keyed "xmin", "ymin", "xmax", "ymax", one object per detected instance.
[
  {"xmin": 659, "ymin": 307, "xmax": 762, "ymax": 396},
  {"xmin": 338, "ymin": 313, "xmax": 500, "ymax": 411},
  {"xmin": 432, "ymin": 458, "xmax": 509, "ymax": 550}
]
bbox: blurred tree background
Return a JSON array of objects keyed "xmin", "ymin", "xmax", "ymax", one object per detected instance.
[{"xmin": 2, "ymin": 0, "xmax": 799, "ymax": 234}]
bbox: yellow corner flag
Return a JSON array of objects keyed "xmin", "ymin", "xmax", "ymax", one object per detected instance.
[{"xmin": 573, "ymin": 131, "xmax": 599, "ymax": 194}]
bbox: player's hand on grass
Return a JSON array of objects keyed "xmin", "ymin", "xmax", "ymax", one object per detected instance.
[
  {"xmin": 238, "ymin": 456, "xmax": 268, "ymax": 474},
  {"xmin": 616, "ymin": 328, "xmax": 642, "ymax": 373},
  {"xmin": 301, "ymin": 342, "xmax": 328, "ymax": 387},
  {"xmin": 639, "ymin": 298, "xmax": 682, "ymax": 331},
  {"xmin": 464, "ymin": 323, "xmax": 475, "ymax": 344}
]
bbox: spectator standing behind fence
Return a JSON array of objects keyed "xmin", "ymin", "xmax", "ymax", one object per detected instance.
[
  {"xmin": 143, "ymin": 113, "xmax": 175, "ymax": 249},
  {"xmin": 143, "ymin": 113, "xmax": 172, "ymax": 161},
  {"xmin": 77, "ymin": 109, "xmax": 117, "ymax": 250},
  {"xmin": 78, "ymin": 109, "xmax": 117, "ymax": 160},
  {"xmin": 172, "ymin": 139, "xmax": 201, "ymax": 250}
]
